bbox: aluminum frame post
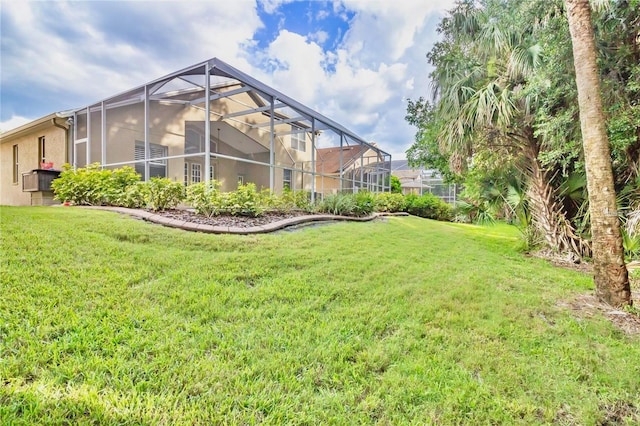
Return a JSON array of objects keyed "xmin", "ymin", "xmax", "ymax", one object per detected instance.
[
  {"xmin": 101, "ymin": 101, "xmax": 106, "ymax": 166},
  {"xmin": 205, "ymin": 63, "xmax": 211, "ymax": 183},
  {"xmin": 86, "ymin": 107, "xmax": 91, "ymax": 167},
  {"xmin": 144, "ymin": 85, "xmax": 150, "ymax": 181},
  {"xmin": 339, "ymin": 133, "xmax": 344, "ymax": 192},
  {"xmin": 269, "ymin": 96, "xmax": 275, "ymax": 191},
  {"xmin": 310, "ymin": 118, "xmax": 316, "ymax": 203},
  {"xmin": 73, "ymin": 112, "xmax": 78, "ymax": 169},
  {"xmin": 359, "ymin": 148, "xmax": 364, "ymax": 190}
]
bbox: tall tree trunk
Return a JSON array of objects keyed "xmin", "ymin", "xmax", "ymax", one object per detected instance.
[{"xmin": 566, "ymin": 0, "xmax": 631, "ymax": 307}]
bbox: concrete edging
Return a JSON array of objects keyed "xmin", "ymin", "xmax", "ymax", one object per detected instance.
[{"xmin": 80, "ymin": 206, "xmax": 397, "ymax": 234}]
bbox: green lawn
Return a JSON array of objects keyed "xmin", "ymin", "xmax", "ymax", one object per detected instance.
[{"xmin": 1, "ymin": 207, "xmax": 639, "ymax": 425}]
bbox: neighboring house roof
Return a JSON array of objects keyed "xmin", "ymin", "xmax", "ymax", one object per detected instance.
[
  {"xmin": 316, "ymin": 145, "xmax": 368, "ymax": 174},
  {"xmin": 393, "ymin": 169, "xmax": 421, "ymax": 179}
]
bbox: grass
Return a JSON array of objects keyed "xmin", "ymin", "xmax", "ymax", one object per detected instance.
[{"xmin": 1, "ymin": 206, "xmax": 639, "ymax": 425}]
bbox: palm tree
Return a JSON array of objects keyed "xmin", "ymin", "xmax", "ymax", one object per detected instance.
[
  {"xmin": 429, "ymin": 0, "xmax": 588, "ymax": 256},
  {"xmin": 565, "ymin": 0, "xmax": 631, "ymax": 307}
]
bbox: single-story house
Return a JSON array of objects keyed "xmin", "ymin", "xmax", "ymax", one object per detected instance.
[{"xmin": 0, "ymin": 57, "xmax": 391, "ymax": 206}]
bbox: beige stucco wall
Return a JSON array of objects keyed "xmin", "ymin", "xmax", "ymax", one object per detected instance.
[
  {"xmin": 0, "ymin": 121, "xmax": 67, "ymax": 206},
  {"xmin": 80, "ymin": 90, "xmax": 314, "ymax": 193}
]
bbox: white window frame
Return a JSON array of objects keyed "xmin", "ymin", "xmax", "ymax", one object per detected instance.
[
  {"xmin": 290, "ymin": 129, "xmax": 306, "ymax": 152},
  {"xmin": 191, "ymin": 163, "xmax": 202, "ymax": 183},
  {"xmin": 12, "ymin": 144, "xmax": 19, "ymax": 184},
  {"xmin": 283, "ymin": 168, "xmax": 292, "ymax": 190},
  {"xmin": 134, "ymin": 141, "xmax": 168, "ymax": 179},
  {"xmin": 38, "ymin": 136, "xmax": 46, "ymax": 163}
]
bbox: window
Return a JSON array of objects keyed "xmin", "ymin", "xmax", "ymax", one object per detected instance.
[
  {"xmin": 185, "ymin": 126, "xmax": 217, "ymax": 154},
  {"xmin": 283, "ymin": 169, "xmax": 292, "ymax": 189},
  {"xmin": 184, "ymin": 162, "xmax": 211, "ymax": 185},
  {"xmin": 191, "ymin": 163, "xmax": 201, "ymax": 183},
  {"xmin": 237, "ymin": 175, "xmax": 244, "ymax": 185},
  {"xmin": 12, "ymin": 145, "xmax": 18, "ymax": 184},
  {"xmin": 38, "ymin": 136, "xmax": 46, "ymax": 163},
  {"xmin": 134, "ymin": 141, "xmax": 167, "ymax": 178},
  {"xmin": 290, "ymin": 129, "xmax": 306, "ymax": 152}
]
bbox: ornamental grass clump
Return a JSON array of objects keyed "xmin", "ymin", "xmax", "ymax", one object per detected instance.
[{"xmin": 318, "ymin": 193, "xmax": 358, "ymax": 216}]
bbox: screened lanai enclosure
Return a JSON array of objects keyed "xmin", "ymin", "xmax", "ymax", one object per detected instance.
[{"xmin": 71, "ymin": 58, "xmax": 391, "ymax": 199}]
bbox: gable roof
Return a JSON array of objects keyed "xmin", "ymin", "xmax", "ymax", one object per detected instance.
[{"xmin": 75, "ymin": 57, "xmax": 390, "ymax": 160}]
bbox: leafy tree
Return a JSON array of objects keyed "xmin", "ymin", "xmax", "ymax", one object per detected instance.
[
  {"xmin": 390, "ymin": 175, "xmax": 403, "ymax": 193},
  {"xmin": 407, "ymin": 0, "xmax": 587, "ymax": 255}
]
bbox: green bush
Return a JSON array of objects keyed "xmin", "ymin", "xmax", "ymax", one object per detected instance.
[
  {"xmin": 104, "ymin": 166, "xmax": 143, "ymax": 205},
  {"xmin": 353, "ymin": 191, "xmax": 375, "ymax": 217},
  {"xmin": 260, "ymin": 188, "xmax": 314, "ymax": 214},
  {"xmin": 225, "ymin": 183, "xmax": 264, "ymax": 217},
  {"xmin": 186, "ymin": 181, "xmax": 224, "ymax": 217},
  {"xmin": 318, "ymin": 193, "xmax": 357, "ymax": 216},
  {"xmin": 405, "ymin": 193, "xmax": 453, "ymax": 221},
  {"xmin": 186, "ymin": 182, "xmax": 265, "ymax": 217},
  {"xmin": 375, "ymin": 192, "xmax": 406, "ymax": 213},
  {"xmin": 52, "ymin": 163, "xmax": 142, "ymax": 206},
  {"xmin": 114, "ymin": 182, "xmax": 150, "ymax": 209},
  {"xmin": 390, "ymin": 175, "xmax": 403, "ymax": 193},
  {"xmin": 146, "ymin": 177, "xmax": 185, "ymax": 211}
]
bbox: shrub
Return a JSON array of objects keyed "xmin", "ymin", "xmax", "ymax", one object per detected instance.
[
  {"xmin": 114, "ymin": 182, "xmax": 150, "ymax": 209},
  {"xmin": 145, "ymin": 177, "xmax": 185, "ymax": 211},
  {"xmin": 293, "ymin": 190, "xmax": 313, "ymax": 212},
  {"xmin": 353, "ymin": 191, "xmax": 375, "ymax": 217},
  {"xmin": 103, "ymin": 166, "xmax": 142, "ymax": 205},
  {"xmin": 186, "ymin": 181, "xmax": 224, "ymax": 217},
  {"xmin": 375, "ymin": 192, "xmax": 406, "ymax": 213},
  {"xmin": 52, "ymin": 163, "xmax": 142, "ymax": 206},
  {"xmin": 405, "ymin": 193, "xmax": 453, "ymax": 221},
  {"xmin": 225, "ymin": 183, "xmax": 264, "ymax": 217},
  {"xmin": 318, "ymin": 193, "xmax": 357, "ymax": 216}
]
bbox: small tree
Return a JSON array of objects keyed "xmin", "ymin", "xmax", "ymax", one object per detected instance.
[{"xmin": 390, "ymin": 175, "xmax": 402, "ymax": 193}]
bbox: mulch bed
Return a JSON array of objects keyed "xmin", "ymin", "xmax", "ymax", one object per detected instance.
[{"xmin": 152, "ymin": 209, "xmax": 319, "ymax": 228}]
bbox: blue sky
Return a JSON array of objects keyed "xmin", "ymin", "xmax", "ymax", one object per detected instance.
[{"xmin": 0, "ymin": 0, "xmax": 454, "ymax": 159}]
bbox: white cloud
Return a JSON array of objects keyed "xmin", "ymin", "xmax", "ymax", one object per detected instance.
[
  {"xmin": 1, "ymin": 0, "xmax": 454, "ymax": 160},
  {"xmin": 1, "ymin": 1, "xmax": 262, "ymax": 108},
  {"xmin": 310, "ymin": 30, "xmax": 329, "ymax": 44},
  {"xmin": 0, "ymin": 116, "xmax": 32, "ymax": 133},
  {"xmin": 258, "ymin": 0, "xmax": 295, "ymax": 14}
]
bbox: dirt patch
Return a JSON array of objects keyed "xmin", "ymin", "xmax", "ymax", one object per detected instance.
[
  {"xmin": 599, "ymin": 400, "xmax": 640, "ymax": 425},
  {"xmin": 558, "ymin": 291, "xmax": 640, "ymax": 336},
  {"xmin": 528, "ymin": 249, "xmax": 593, "ymax": 273}
]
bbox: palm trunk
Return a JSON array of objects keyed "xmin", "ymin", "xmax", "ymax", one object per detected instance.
[
  {"xmin": 522, "ymin": 137, "xmax": 589, "ymax": 257},
  {"xmin": 566, "ymin": 0, "xmax": 631, "ymax": 307}
]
